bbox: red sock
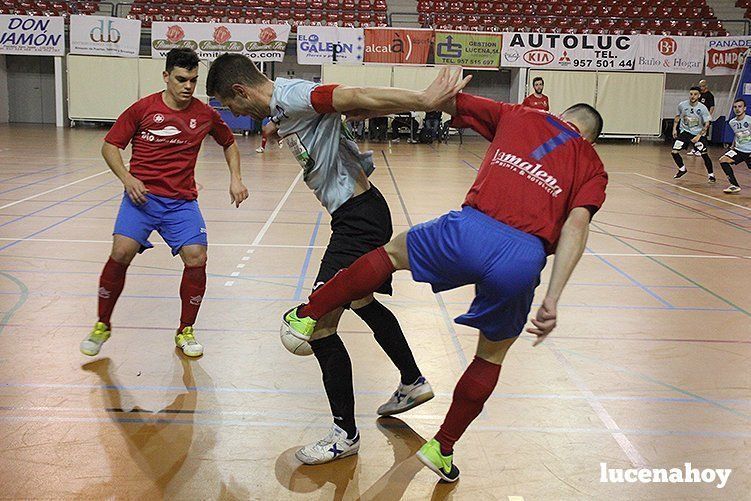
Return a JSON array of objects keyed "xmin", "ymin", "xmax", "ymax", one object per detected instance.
[
  {"xmin": 299, "ymin": 246, "xmax": 395, "ymax": 319},
  {"xmin": 179, "ymin": 265, "xmax": 206, "ymax": 331},
  {"xmin": 261, "ymin": 136, "xmax": 267, "ymax": 148},
  {"xmin": 435, "ymin": 357, "xmax": 501, "ymax": 455},
  {"xmin": 98, "ymin": 257, "xmax": 129, "ymax": 328}
]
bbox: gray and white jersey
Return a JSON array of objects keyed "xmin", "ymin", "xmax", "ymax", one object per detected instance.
[
  {"xmin": 270, "ymin": 78, "xmax": 374, "ymax": 214},
  {"xmin": 677, "ymin": 100, "xmax": 711, "ymax": 136},
  {"xmin": 729, "ymin": 115, "xmax": 751, "ymax": 153}
]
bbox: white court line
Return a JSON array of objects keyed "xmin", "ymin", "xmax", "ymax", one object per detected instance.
[
  {"xmin": 0, "ymin": 238, "xmax": 327, "ymax": 249},
  {"xmin": 631, "ymin": 173, "xmax": 751, "ymax": 212},
  {"xmin": 1, "ymin": 238, "xmax": 749, "ymax": 258},
  {"xmin": 0, "ymin": 169, "xmax": 111, "ymax": 210},
  {"xmin": 508, "ymin": 497, "xmax": 525, "ymax": 501},
  {"xmin": 251, "ymin": 170, "xmax": 303, "ymax": 246},
  {"xmin": 550, "ymin": 347, "xmax": 648, "ymax": 468}
]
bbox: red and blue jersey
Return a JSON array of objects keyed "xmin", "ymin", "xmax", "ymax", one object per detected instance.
[{"xmin": 451, "ymin": 93, "xmax": 608, "ymax": 253}]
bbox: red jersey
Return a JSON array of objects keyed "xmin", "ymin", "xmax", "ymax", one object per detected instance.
[
  {"xmin": 522, "ymin": 93, "xmax": 550, "ymax": 111},
  {"xmin": 105, "ymin": 92, "xmax": 235, "ymax": 200},
  {"xmin": 451, "ymin": 93, "xmax": 607, "ymax": 253}
]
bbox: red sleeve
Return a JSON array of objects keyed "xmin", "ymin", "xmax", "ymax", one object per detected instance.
[
  {"xmin": 310, "ymin": 84, "xmax": 340, "ymax": 114},
  {"xmin": 570, "ymin": 156, "xmax": 608, "ymax": 216},
  {"xmin": 209, "ymin": 108, "xmax": 236, "ymax": 148},
  {"xmin": 104, "ymin": 101, "xmax": 142, "ymax": 149},
  {"xmin": 450, "ymin": 92, "xmax": 506, "ymax": 142}
]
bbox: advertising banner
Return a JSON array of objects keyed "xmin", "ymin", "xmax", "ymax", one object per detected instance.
[
  {"xmin": 634, "ymin": 35, "xmax": 704, "ymax": 74},
  {"xmin": 705, "ymin": 36, "xmax": 751, "ymax": 76},
  {"xmin": 151, "ymin": 22, "xmax": 290, "ymax": 61},
  {"xmin": 297, "ymin": 26, "xmax": 364, "ymax": 65},
  {"xmin": 501, "ymin": 33, "xmax": 636, "ymax": 71},
  {"xmin": 70, "ymin": 15, "xmax": 141, "ymax": 58},
  {"xmin": 363, "ymin": 28, "xmax": 433, "ymax": 65},
  {"xmin": 0, "ymin": 14, "xmax": 65, "ymax": 56},
  {"xmin": 434, "ymin": 30, "xmax": 502, "ymax": 69}
]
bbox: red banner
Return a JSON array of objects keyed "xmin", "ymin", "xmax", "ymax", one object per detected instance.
[{"xmin": 363, "ymin": 28, "xmax": 433, "ymax": 64}]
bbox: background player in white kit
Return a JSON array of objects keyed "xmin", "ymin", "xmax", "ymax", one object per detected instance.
[
  {"xmin": 718, "ymin": 98, "xmax": 751, "ymax": 194},
  {"xmin": 672, "ymin": 87, "xmax": 714, "ymax": 183}
]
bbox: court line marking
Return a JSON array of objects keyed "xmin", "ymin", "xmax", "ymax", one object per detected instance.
[
  {"xmin": 0, "ymin": 238, "xmax": 747, "ymax": 258},
  {"xmin": 294, "ymin": 211, "xmax": 323, "ymax": 300},
  {"xmin": 508, "ymin": 497, "xmax": 525, "ymax": 501},
  {"xmin": 0, "ymin": 170, "xmax": 111, "ymax": 210},
  {"xmin": 550, "ymin": 345, "xmax": 649, "ymax": 468},
  {"xmin": 251, "ymin": 170, "xmax": 303, "ymax": 246},
  {"xmin": 631, "ymin": 173, "xmax": 751, "ymax": 212}
]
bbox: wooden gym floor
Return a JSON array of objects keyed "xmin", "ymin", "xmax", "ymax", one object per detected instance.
[{"xmin": 0, "ymin": 124, "xmax": 749, "ymax": 500}]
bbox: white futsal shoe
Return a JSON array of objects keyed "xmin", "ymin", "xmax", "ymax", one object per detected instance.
[
  {"xmin": 377, "ymin": 376, "xmax": 435, "ymax": 416},
  {"xmin": 295, "ymin": 424, "xmax": 360, "ymax": 465}
]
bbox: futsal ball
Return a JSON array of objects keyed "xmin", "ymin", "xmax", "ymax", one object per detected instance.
[{"xmin": 280, "ymin": 324, "xmax": 313, "ymax": 356}]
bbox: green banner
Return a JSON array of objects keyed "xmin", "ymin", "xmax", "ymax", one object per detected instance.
[{"xmin": 434, "ymin": 31, "xmax": 502, "ymax": 69}]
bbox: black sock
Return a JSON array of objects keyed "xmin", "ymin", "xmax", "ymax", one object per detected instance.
[
  {"xmin": 672, "ymin": 152, "xmax": 685, "ymax": 169},
  {"xmin": 702, "ymin": 153, "xmax": 714, "ymax": 175},
  {"xmin": 353, "ymin": 300, "xmax": 422, "ymax": 385},
  {"xmin": 310, "ymin": 334, "xmax": 357, "ymax": 439},
  {"xmin": 721, "ymin": 162, "xmax": 740, "ymax": 187}
]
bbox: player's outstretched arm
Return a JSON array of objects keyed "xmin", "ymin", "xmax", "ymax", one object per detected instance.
[
  {"xmin": 527, "ymin": 207, "xmax": 591, "ymax": 346},
  {"xmin": 102, "ymin": 141, "xmax": 149, "ymax": 205},
  {"xmin": 332, "ymin": 66, "xmax": 471, "ymax": 116},
  {"xmin": 223, "ymin": 142, "xmax": 248, "ymax": 208}
]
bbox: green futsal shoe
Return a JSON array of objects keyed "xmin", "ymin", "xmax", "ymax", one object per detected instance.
[
  {"xmin": 80, "ymin": 322, "xmax": 111, "ymax": 356},
  {"xmin": 175, "ymin": 326, "xmax": 203, "ymax": 357},
  {"xmin": 416, "ymin": 439, "xmax": 460, "ymax": 482},
  {"xmin": 282, "ymin": 306, "xmax": 317, "ymax": 341}
]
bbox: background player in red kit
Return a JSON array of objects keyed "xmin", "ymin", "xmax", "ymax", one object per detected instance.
[
  {"xmin": 283, "ymin": 68, "xmax": 607, "ymax": 481},
  {"xmin": 523, "ymin": 76, "xmax": 550, "ymax": 111},
  {"xmin": 80, "ymin": 48, "xmax": 249, "ymax": 358}
]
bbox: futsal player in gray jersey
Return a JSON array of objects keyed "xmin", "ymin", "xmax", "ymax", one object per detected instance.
[
  {"xmin": 672, "ymin": 86, "xmax": 715, "ymax": 182},
  {"xmin": 719, "ymin": 98, "xmax": 751, "ymax": 194},
  {"xmin": 206, "ymin": 54, "xmax": 434, "ymax": 464}
]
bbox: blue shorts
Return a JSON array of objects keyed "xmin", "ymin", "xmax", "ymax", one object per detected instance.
[
  {"xmin": 113, "ymin": 193, "xmax": 207, "ymax": 256},
  {"xmin": 407, "ymin": 206, "xmax": 546, "ymax": 341}
]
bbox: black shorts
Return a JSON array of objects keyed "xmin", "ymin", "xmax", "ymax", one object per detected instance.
[
  {"xmin": 673, "ymin": 131, "xmax": 708, "ymax": 153},
  {"xmin": 314, "ymin": 184, "xmax": 393, "ymax": 297},
  {"xmin": 723, "ymin": 148, "xmax": 751, "ymax": 164}
]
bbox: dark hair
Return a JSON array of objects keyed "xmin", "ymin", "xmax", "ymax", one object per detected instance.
[
  {"xmin": 734, "ymin": 98, "xmax": 747, "ymax": 106},
  {"xmin": 563, "ymin": 103, "xmax": 604, "ymax": 139},
  {"xmin": 532, "ymin": 77, "xmax": 544, "ymax": 85},
  {"xmin": 689, "ymin": 86, "xmax": 701, "ymax": 93},
  {"xmin": 165, "ymin": 48, "xmax": 200, "ymax": 73},
  {"xmin": 206, "ymin": 53, "xmax": 268, "ymax": 98}
]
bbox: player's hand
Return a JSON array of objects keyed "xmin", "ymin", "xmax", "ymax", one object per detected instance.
[
  {"xmin": 672, "ymin": 130, "xmax": 678, "ymax": 139},
  {"xmin": 229, "ymin": 178, "xmax": 249, "ymax": 208},
  {"xmin": 527, "ymin": 297, "xmax": 558, "ymax": 346},
  {"xmin": 422, "ymin": 66, "xmax": 472, "ymax": 112},
  {"xmin": 123, "ymin": 175, "xmax": 149, "ymax": 205}
]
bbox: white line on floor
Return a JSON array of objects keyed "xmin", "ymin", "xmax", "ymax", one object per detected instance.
[
  {"xmin": 0, "ymin": 170, "xmax": 111, "ymax": 210},
  {"xmin": 631, "ymin": 173, "xmax": 751, "ymax": 212},
  {"xmin": 1, "ymin": 238, "xmax": 747, "ymax": 258},
  {"xmin": 251, "ymin": 170, "xmax": 303, "ymax": 246},
  {"xmin": 224, "ymin": 281, "xmax": 234, "ymax": 286}
]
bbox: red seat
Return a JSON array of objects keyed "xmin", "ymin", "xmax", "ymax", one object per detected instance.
[
  {"xmin": 342, "ymin": 11, "xmax": 356, "ymax": 25},
  {"xmin": 194, "ymin": 5, "xmax": 209, "ymax": 16},
  {"xmin": 277, "ymin": 9, "xmax": 291, "ymax": 20},
  {"xmin": 310, "ymin": 10, "xmax": 324, "ymax": 22},
  {"xmin": 373, "ymin": 0, "xmax": 387, "ymax": 10},
  {"xmin": 326, "ymin": 11, "xmax": 340, "ymax": 23},
  {"xmin": 260, "ymin": 8, "xmax": 274, "ymax": 20}
]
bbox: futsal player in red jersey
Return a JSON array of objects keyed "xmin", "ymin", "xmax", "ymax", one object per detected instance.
[
  {"xmin": 522, "ymin": 76, "xmax": 550, "ymax": 111},
  {"xmin": 80, "ymin": 49, "xmax": 249, "ymax": 358},
  {"xmin": 283, "ymin": 68, "xmax": 608, "ymax": 481}
]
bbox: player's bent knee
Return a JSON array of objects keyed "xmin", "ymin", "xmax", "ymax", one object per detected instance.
[
  {"xmin": 475, "ymin": 334, "xmax": 518, "ymax": 365},
  {"xmin": 350, "ymin": 294, "xmax": 374, "ymax": 310},
  {"xmin": 672, "ymin": 150, "xmax": 681, "ymax": 155},
  {"xmin": 720, "ymin": 156, "xmax": 733, "ymax": 164},
  {"xmin": 384, "ymin": 232, "xmax": 410, "ymax": 270}
]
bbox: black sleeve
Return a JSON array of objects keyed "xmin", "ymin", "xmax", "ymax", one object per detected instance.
[{"xmin": 707, "ymin": 93, "xmax": 715, "ymax": 108}]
